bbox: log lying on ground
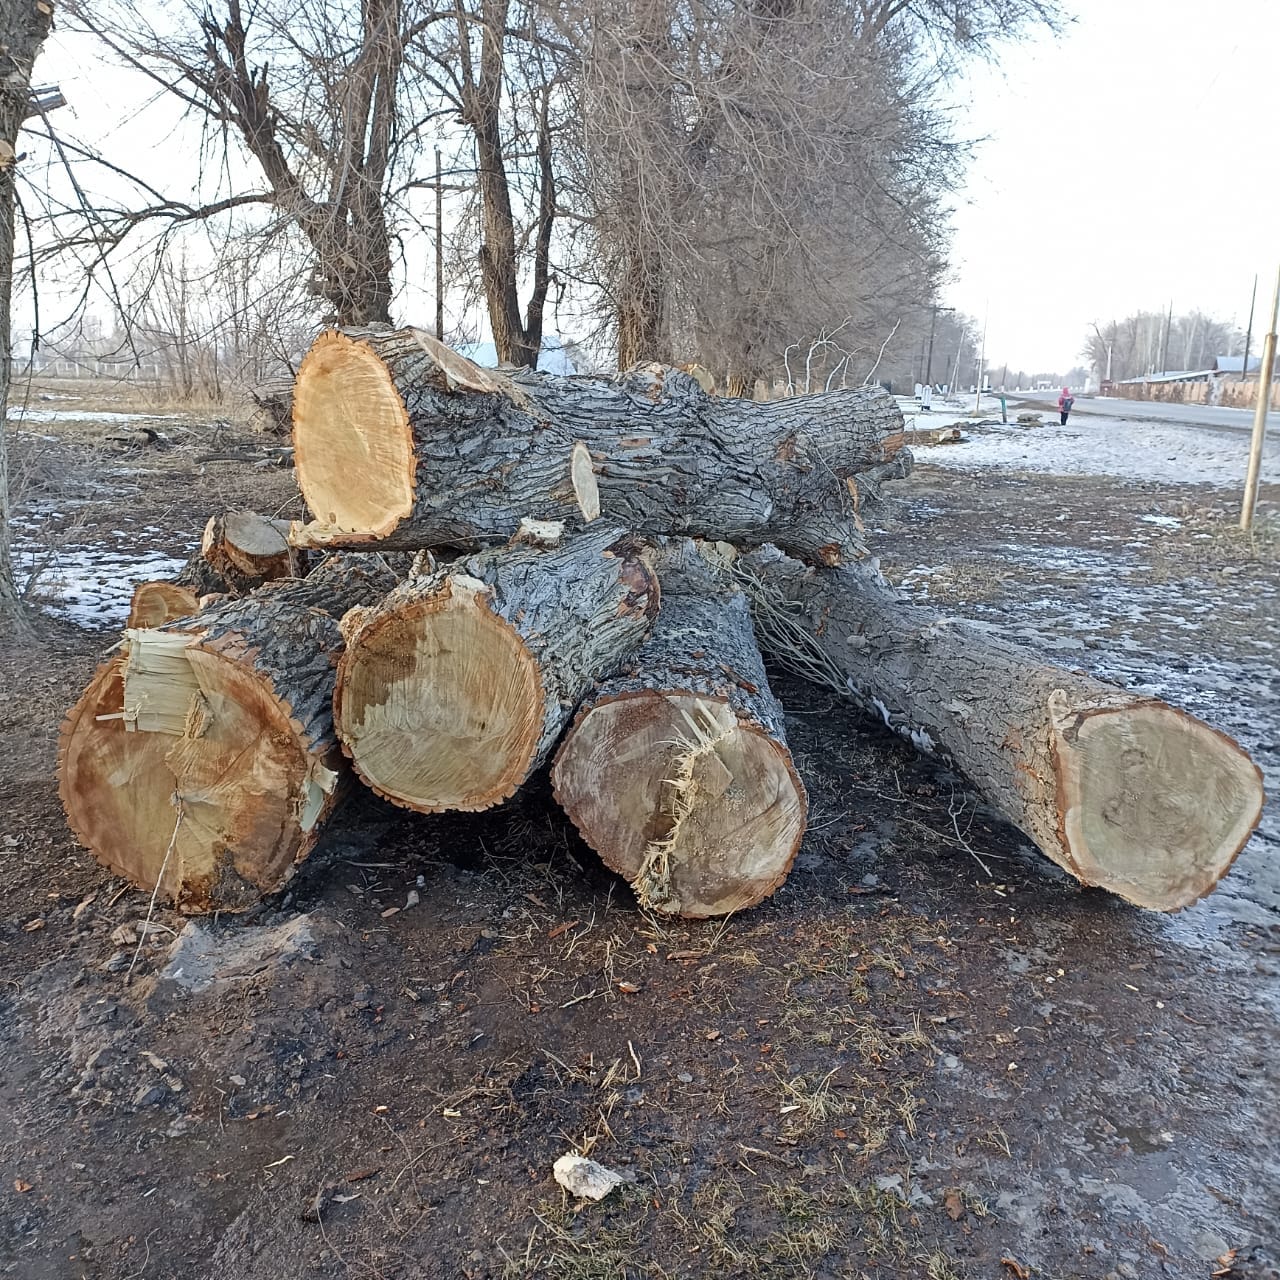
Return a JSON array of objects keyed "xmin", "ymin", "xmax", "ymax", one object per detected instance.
[
  {"xmin": 126, "ymin": 511, "xmax": 302, "ymax": 629},
  {"xmin": 552, "ymin": 542, "xmax": 806, "ymax": 918},
  {"xmin": 289, "ymin": 326, "xmax": 908, "ymax": 565},
  {"xmin": 735, "ymin": 546, "xmax": 1264, "ymax": 911},
  {"xmin": 334, "ymin": 523, "xmax": 659, "ymax": 813},
  {"xmin": 60, "ymin": 555, "xmax": 398, "ymax": 912}
]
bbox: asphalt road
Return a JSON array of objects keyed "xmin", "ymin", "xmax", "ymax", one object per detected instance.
[{"xmin": 1015, "ymin": 393, "xmax": 1259, "ymax": 435}]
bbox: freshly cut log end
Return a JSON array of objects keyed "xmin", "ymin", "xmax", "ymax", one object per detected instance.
[
  {"xmin": 334, "ymin": 526, "xmax": 659, "ymax": 814},
  {"xmin": 552, "ymin": 544, "xmax": 806, "ymax": 918},
  {"xmin": 59, "ymin": 555, "xmax": 398, "ymax": 912},
  {"xmin": 58, "ymin": 647, "xmax": 337, "ymax": 913},
  {"xmin": 125, "ymin": 510, "xmax": 300, "ymax": 630},
  {"xmin": 202, "ymin": 510, "xmax": 298, "ymax": 584},
  {"xmin": 335, "ymin": 576, "xmax": 543, "ymax": 812},
  {"xmin": 291, "ymin": 329, "xmax": 416, "ymax": 543},
  {"xmin": 126, "ymin": 581, "xmax": 201, "ymax": 629},
  {"xmin": 554, "ymin": 693, "xmax": 806, "ymax": 918},
  {"xmin": 1051, "ymin": 696, "xmax": 1264, "ymax": 911}
]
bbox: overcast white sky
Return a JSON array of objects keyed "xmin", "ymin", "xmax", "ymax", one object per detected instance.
[
  {"xmin": 31, "ymin": 1, "xmax": 1280, "ymax": 373},
  {"xmin": 947, "ymin": 0, "xmax": 1280, "ymax": 374}
]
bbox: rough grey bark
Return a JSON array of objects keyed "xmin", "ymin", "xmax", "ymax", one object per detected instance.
[
  {"xmin": 736, "ymin": 545, "xmax": 1264, "ymax": 910},
  {"xmin": 0, "ymin": 0, "xmax": 54, "ymax": 625},
  {"xmin": 173, "ymin": 553, "xmax": 398, "ymax": 759},
  {"xmin": 60, "ymin": 554, "xmax": 399, "ymax": 912},
  {"xmin": 553, "ymin": 541, "xmax": 806, "ymax": 917},
  {"xmin": 291, "ymin": 327, "xmax": 909, "ymax": 564},
  {"xmin": 333, "ymin": 523, "xmax": 660, "ymax": 812}
]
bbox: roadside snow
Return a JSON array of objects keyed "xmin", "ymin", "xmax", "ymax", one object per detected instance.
[{"xmin": 917, "ymin": 414, "xmax": 1278, "ymax": 488}]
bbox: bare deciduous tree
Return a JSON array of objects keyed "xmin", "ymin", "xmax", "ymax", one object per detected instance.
[{"xmin": 58, "ymin": 0, "xmax": 449, "ymax": 326}]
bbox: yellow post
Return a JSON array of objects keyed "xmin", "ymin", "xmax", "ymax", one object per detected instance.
[{"xmin": 1240, "ymin": 264, "xmax": 1280, "ymax": 531}]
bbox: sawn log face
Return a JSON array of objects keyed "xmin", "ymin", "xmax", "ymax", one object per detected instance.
[
  {"xmin": 553, "ymin": 543, "xmax": 806, "ymax": 917},
  {"xmin": 59, "ymin": 555, "xmax": 399, "ymax": 912},
  {"xmin": 333, "ymin": 524, "xmax": 660, "ymax": 813}
]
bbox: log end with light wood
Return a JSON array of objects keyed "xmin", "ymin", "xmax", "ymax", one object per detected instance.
[
  {"xmin": 201, "ymin": 509, "xmax": 299, "ymax": 585},
  {"xmin": 553, "ymin": 546, "xmax": 806, "ymax": 918},
  {"xmin": 288, "ymin": 326, "xmax": 908, "ymax": 562},
  {"xmin": 58, "ymin": 645, "xmax": 338, "ymax": 913},
  {"xmin": 126, "ymin": 580, "xmax": 202, "ymax": 630},
  {"xmin": 125, "ymin": 510, "xmax": 300, "ymax": 630},
  {"xmin": 736, "ymin": 545, "xmax": 1264, "ymax": 912},
  {"xmin": 334, "ymin": 526, "xmax": 659, "ymax": 814},
  {"xmin": 1044, "ymin": 691, "xmax": 1263, "ymax": 912},
  {"xmin": 59, "ymin": 556, "xmax": 397, "ymax": 912}
]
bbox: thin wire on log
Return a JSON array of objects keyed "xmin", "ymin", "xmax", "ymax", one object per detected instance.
[{"xmin": 125, "ymin": 798, "xmax": 184, "ymax": 984}]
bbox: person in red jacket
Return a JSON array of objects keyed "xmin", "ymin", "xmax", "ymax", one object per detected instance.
[{"xmin": 1058, "ymin": 386, "xmax": 1075, "ymax": 425}]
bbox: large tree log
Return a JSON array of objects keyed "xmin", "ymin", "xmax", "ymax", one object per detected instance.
[
  {"xmin": 60, "ymin": 555, "xmax": 398, "ymax": 913},
  {"xmin": 289, "ymin": 327, "xmax": 908, "ymax": 565},
  {"xmin": 735, "ymin": 546, "xmax": 1264, "ymax": 911},
  {"xmin": 333, "ymin": 523, "xmax": 659, "ymax": 813},
  {"xmin": 126, "ymin": 511, "xmax": 302, "ymax": 629},
  {"xmin": 552, "ymin": 543, "xmax": 806, "ymax": 918}
]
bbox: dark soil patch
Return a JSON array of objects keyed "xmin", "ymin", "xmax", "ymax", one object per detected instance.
[{"xmin": 1, "ymin": 408, "xmax": 1276, "ymax": 1280}]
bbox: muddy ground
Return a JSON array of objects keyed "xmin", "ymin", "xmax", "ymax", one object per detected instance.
[{"xmin": 1, "ymin": 391, "xmax": 1276, "ymax": 1280}]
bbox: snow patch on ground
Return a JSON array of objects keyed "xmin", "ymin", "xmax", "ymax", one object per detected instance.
[
  {"xmin": 919, "ymin": 414, "xmax": 1278, "ymax": 488},
  {"xmin": 10, "ymin": 508, "xmax": 192, "ymax": 629},
  {"xmin": 7, "ymin": 407, "xmax": 187, "ymax": 425}
]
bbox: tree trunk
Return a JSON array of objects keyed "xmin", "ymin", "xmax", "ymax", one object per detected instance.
[
  {"xmin": 59, "ymin": 554, "xmax": 399, "ymax": 913},
  {"xmin": 126, "ymin": 510, "xmax": 302, "ymax": 629},
  {"xmin": 290, "ymin": 327, "xmax": 908, "ymax": 565},
  {"xmin": 552, "ymin": 543, "xmax": 806, "ymax": 918},
  {"xmin": 0, "ymin": 0, "xmax": 54, "ymax": 627},
  {"xmin": 334, "ymin": 524, "xmax": 658, "ymax": 813},
  {"xmin": 737, "ymin": 546, "xmax": 1264, "ymax": 911}
]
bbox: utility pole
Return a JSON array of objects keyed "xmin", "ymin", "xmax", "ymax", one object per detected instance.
[
  {"xmin": 1241, "ymin": 274, "xmax": 1258, "ymax": 381},
  {"xmin": 972, "ymin": 307, "xmax": 988, "ymax": 416},
  {"xmin": 1160, "ymin": 299, "xmax": 1173, "ymax": 373},
  {"xmin": 924, "ymin": 304, "xmax": 953, "ymax": 388},
  {"xmin": 434, "ymin": 147, "xmax": 444, "ymax": 341},
  {"xmin": 1241, "ymin": 264, "xmax": 1280, "ymax": 531}
]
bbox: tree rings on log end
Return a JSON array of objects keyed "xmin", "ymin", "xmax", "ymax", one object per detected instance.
[
  {"xmin": 291, "ymin": 330, "xmax": 415, "ymax": 544},
  {"xmin": 127, "ymin": 581, "xmax": 200, "ymax": 630},
  {"xmin": 58, "ymin": 640, "xmax": 336, "ymax": 913},
  {"xmin": 1052, "ymin": 695, "xmax": 1264, "ymax": 911},
  {"xmin": 334, "ymin": 580, "xmax": 543, "ymax": 813},
  {"xmin": 553, "ymin": 693, "xmax": 807, "ymax": 917}
]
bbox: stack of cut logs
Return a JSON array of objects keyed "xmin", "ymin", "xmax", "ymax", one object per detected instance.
[{"xmin": 59, "ymin": 328, "xmax": 1264, "ymax": 918}]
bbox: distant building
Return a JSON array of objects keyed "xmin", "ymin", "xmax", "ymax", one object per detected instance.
[{"xmin": 1212, "ymin": 355, "xmax": 1269, "ymax": 377}]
